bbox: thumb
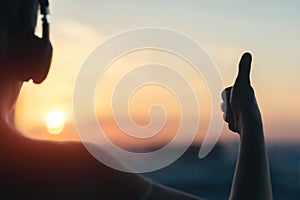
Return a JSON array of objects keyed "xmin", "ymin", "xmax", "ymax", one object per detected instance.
[{"xmin": 236, "ymin": 52, "xmax": 252, "ymax": 85}]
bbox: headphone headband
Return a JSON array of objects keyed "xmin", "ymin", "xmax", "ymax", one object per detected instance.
[
  {"xmin": 39, "ymin": 0, "xmax": 50, "ymax": 15},
  {"xmin": 38, "ymin": 0, "xmax": 50, "ymax": 40}
]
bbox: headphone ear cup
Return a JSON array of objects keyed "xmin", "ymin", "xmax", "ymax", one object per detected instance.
[
  {"xmin": 31, "ymin": 35, "xmax": 53, "ymax": 84},
  {"xmin": 16, "ymin": 35, "xmax": 53, "ymax": 84}
]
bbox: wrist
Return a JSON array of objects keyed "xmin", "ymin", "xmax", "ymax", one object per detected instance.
[{"xmin": 236, "ymin": 108, "xmax": 264, "ymax": 137}]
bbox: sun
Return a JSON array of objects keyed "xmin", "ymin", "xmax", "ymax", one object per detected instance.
[{"xmin": 45, "ymin": 109, "xmax": 66, "ymax": 134}]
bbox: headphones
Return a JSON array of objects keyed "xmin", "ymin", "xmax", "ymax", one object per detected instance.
[{"xmin": 14, "ymin": 0, "xmax": 53, "ymax": 84}]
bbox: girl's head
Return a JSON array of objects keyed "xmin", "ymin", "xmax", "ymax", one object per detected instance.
[{"xmin": 0, "ymin": 0, "xmax": 52, "ymax": 84}]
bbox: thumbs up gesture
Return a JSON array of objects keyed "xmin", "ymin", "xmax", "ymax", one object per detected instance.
[
  {"xmin": 222, "ymin": 53, "xmax": 273, "ymax": 199},
  {"xmin": 221, "ymin": 53, "xmax": 260, "ymax": 134}
]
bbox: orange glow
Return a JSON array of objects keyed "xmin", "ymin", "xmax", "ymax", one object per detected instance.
[{"xmin": 13, "ymin": 3, "xmax": 300, "ymax": 145}]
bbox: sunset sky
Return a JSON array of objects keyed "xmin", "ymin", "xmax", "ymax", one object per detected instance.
[{"xmin": 15, "ymin": 0, "xmax": 299, "ymax": 146}]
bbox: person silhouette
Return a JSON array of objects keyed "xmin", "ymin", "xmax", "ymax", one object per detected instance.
[{"xmin": 0, "ymin": 1, "xmax": 272, "ymax": 199}]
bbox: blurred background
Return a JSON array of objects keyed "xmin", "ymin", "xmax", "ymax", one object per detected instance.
[{"xmin": 14, "ymin": 0, "xmax": 299, "ymax": 199}]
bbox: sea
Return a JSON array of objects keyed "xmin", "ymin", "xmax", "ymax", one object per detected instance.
[{"xmin": 143, "ymin": 142, "xmax": 300, "ymax": 200}]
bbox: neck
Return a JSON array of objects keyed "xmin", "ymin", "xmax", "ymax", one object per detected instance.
[{"xmin": 0, "ymin": 75, "xmax": 22, "ymax": 127}]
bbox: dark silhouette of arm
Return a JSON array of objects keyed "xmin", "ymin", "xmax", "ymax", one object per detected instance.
[{"xmin": 222, "ymin": 53, "xmax": 273, "ymax": 200}]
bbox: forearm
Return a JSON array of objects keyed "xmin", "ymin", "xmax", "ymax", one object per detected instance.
[{"xmin": 230, "ymin": 111, "xmax": 273, "ymax": 200}]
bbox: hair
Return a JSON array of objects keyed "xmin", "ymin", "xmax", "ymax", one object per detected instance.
[
  {"xmin": 0, "ymin": 0, "xmax": 39, "ymax": 66},
  {"xmin": 0, "ymin": 0, "xmax": 39, "ymax": 34}
]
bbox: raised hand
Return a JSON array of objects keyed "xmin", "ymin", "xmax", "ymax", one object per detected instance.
[
  {"xmin": 222, "ymin": 52, "xmax": 273, "ymax": 200},
  {"xmin": 221, "ymin": 52, "xmax": 259, "ymax": 134}
]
